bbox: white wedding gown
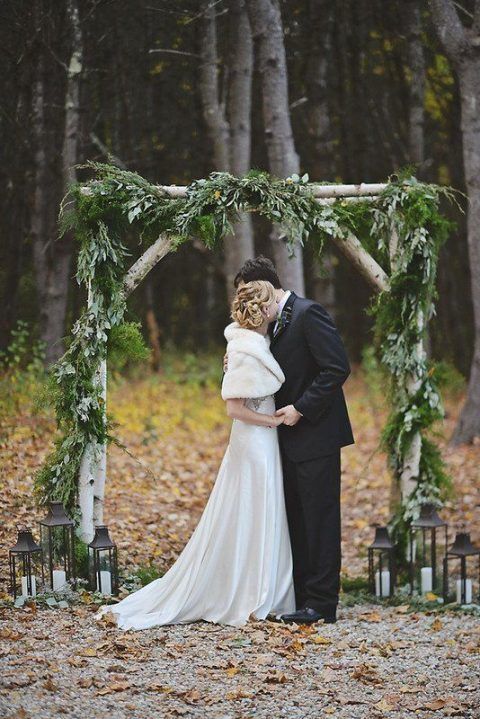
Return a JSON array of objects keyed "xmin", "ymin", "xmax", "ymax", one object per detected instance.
[{"xmin": 95, "ymin": 395, "xmax": 296, "ymax": 629}]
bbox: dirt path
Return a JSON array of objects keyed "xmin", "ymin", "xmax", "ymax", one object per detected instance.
[{"xmin": 1, "ymin": 601, "xmax": 479, "ymax": 719}]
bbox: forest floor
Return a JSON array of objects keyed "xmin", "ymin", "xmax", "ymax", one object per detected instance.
[{"xmin": 0, "ymin": 362, "xmax": 479, "ymax": 718}]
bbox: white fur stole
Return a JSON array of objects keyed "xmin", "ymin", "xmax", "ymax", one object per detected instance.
[{"xmin": 221, "ymin": 322, "xmax": 285, "ymax": 400}]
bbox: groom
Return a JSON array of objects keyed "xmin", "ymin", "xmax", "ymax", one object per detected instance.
[{"xmin": 233, "ymin": 256, "xmax": 354, "ymax": 624}]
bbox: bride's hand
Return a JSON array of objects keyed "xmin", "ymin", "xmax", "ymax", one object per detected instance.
[{"xmin": 269, "ymin": 414, "xmax": 284, "ymax": 427}]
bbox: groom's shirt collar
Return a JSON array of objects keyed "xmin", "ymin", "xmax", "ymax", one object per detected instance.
[{"xmin": 277, "ymin": 289, "xmax": 291, "ymax": 317}]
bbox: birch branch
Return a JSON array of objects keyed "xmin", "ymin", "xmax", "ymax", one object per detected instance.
[
  {"xmin": 330, "ymin": 228, "xmax": 389, "ymax": 293},
  {"xmin": 123, "ymin": 234, "xmax": 173, "ymax": 298}
]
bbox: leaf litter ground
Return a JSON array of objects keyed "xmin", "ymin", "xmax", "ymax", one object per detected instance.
[{"xmin": 0, "ymin": 367, "xmax": 479, "ymax": 718}]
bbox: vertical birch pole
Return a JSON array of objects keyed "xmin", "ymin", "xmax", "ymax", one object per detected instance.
[
  {"xmin": 76, "ymin": 235, "xmax": 173, "ymax": 542},
  {"xmin": 78, "ymin": 280, "xmax": 99, "ymax": 543},
  {"xmin": 92, "ymin": 358, "xmax": 107, "ymax": 528},
  {"xmin": 389, "ymin": 227, "xmax": 425, "ymax": 562},
  {"xmin": 78, "ymin": 356, "xmax": 107, "ymax": 540}
]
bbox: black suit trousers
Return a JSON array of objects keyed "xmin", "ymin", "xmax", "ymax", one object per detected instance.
[{"xmin": 281, "ymin": 449, "xmax": 341, "ymax": 614}]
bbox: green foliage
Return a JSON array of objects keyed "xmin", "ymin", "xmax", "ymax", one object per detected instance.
[
  {"xmin": 74, "ymin": 538, "xmax": 90, "ymax": 580},
  {"xmin": 431, "ymin": 359, "xmax": 466, "ymax": 395},
  {"xmin": 360, "ymin": 344, "xmax": 388, "ymax": 403},
  {"xmin": 135, "ymin": 563, "xmax": 164, "ymax": 586},
  {"xmin": 36, "ymin": 163, "xmax": 457, "ymax": 555},
  {"xmin": 34, "ymin": 197, "xmax": 131, "ymax": 515},
  {"xmin": 0, "ymin": 320, "xmax": 47, "ymax": 417},
  {"xmin": 162, "ymin": 349, "xmax": 223, "ymax": 387},
  {"xmin": 107, "ymin": 321, "xmax": 151, "ymax": 373},
  {"xmin": 341, "ymin": 575, "xmax": 370, "ymax": 593}
]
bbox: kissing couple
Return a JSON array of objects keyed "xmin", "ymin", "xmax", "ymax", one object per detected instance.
[{"xmin": 96, "ymin": 256, "xmax": 354, "ymax": 629}]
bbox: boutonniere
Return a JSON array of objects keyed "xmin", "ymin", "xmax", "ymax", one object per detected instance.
[
  {"xmin": 274, "ymin": 305, "xmax": 292, "ymax": 336},
  {"xmin": 283, "ymin": 305, "xmax": 292, "ymax": 324}
]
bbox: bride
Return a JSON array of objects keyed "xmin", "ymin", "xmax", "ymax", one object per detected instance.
[{"xmin": 95, "ymin": 280, "xmax": 296, "ymax": 629}]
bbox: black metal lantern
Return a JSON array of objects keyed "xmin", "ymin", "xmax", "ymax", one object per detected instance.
[
  {"xmin": 9, "ymin": 528, "xmax": 44, "ymax": 600},
  {"xmin": 443, "ymin": 532, "xmax": 480, "ymax": 605},
  {"xmin": 88, "ymin": 525, "xmax": 119, "ymax": 596},
  {"xmin": 38, "ymin": 501, "xmax": 76, "ymax": 592},
  {"xmin": 408, "ymin": 503, "xmax": 448, "ymax": 597},
  {"xmin": 368, "ymin": 525, "xmax": 396, "ymax": 598}
]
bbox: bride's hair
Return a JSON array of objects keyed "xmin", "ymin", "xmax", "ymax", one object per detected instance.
[{"xmin": 231, "ymin": 280, "xmax": 276, "ymax": 330}]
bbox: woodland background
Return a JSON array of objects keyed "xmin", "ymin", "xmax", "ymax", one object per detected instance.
[{"xmin": 0, "ymin": 0, "xmax": 476, "ymax": 385}]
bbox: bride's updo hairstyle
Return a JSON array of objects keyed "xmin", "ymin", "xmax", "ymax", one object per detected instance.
[{"xmin": 231, "ymin": 280, "xmax": 275, "ymax": 330}]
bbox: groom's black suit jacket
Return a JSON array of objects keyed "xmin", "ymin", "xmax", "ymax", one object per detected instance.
[{"xmin": 269, "ymin": 291, "xmax": 354, "ymax": 462}]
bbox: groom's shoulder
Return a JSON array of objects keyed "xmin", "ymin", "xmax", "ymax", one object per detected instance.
[
  {"xmin": 294, "ymin": 294, "xmax": 328, "ymax": 316},
  {"xmin": 293, "ymin": 295, "xmax": 336, "ymax": 327}
]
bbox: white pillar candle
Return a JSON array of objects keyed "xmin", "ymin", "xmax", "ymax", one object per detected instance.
[
  {"xmin": 52, "ymin": 569, "xmax": 67, "ymax": 590},
  {"xmin": 420, "ymin": 566, "xmax": 433, "ymax": 594},
  {"xmin": 375, "ymin": 570, "xmax": 390, "ymax": 597},
  {"xmin": 21, "ymin": 575, "xmax": 36, "ymax": 597},
  {"xmin": 97, "ymin": 570, "xmax": 112, "ymax": 595},
  {"xmin": 456, "ymin": 578, "xmax": 472, "ymax": 604}
]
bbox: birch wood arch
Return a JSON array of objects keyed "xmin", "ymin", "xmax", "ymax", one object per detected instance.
[{"xmin": 36, "ymin": 166, "xmax": 454, "ymax": 564}]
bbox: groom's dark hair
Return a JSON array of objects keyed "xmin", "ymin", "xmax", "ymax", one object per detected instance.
[{"xmin": 233, "ymin": 256, "xmax": 282, "ymax": 289}]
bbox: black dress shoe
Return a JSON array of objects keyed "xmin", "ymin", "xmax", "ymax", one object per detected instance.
[{"xmin": 279, "ymin": 606, "xmax": 337, "ymax": 624}]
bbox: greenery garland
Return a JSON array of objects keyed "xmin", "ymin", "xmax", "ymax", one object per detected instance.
[
  {"xmin": 35, "ymin": 162, "xmax": 457, "ymax": 561},
  {"xmin": 368, "ymin": 179, "xmax": 457, "ymax": 557}
]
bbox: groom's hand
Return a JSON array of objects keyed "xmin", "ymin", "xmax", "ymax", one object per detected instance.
[{"xmin": 275, "ymin": 405, "xmax": 302, "ymax": 426}]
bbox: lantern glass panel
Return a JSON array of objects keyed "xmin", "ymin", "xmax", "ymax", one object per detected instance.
[
  {"xmin": 408, "ymin": 506, "xmax": 448, "ymax": 596},
  {"xmin": 9, "ymin": 530, "xmax": 44, "ymax": 600},
  {"xmin": 88, "ymin": 526, "xmax": 119, "ymax": 596},
  {"xmin": 442, "ymin": 533, "xmax": 480, "ymax": 605},
  {"xmin": 368, "ymin": 527, "xmax": 396, "ymax": 598},
  {"xmin": 39, "ymin": 503, "xmax": 76, "ymax": 591}
]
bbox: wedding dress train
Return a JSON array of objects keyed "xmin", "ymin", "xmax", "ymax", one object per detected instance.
[{"xmin": 95, "ymin": 393, "xmax": 296, "ymax": 630}]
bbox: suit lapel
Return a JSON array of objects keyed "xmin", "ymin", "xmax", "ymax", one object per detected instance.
[{"xmin": 271, "ymin": 291, "xmax": 297, "ymax": 345}]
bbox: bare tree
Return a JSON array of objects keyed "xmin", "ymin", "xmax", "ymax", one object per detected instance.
[
  {"xmin": 32, "ymin": 0, "xmax": 83, "ymax": 366},
  {"xmin": 245, "ymin": 0, "xmax": 305, "ymax": 294},
  {"xmin": 429, "ymin": 0, "xmax": 480, "ymax": 445},
  {"xmin": 226, "ymin": 0, "xmax": 255, "ymax": 291},
  {"xmin": 306, "ymin": 0, "xmax": 337, "ymax": 315},
  {"xmin": 406, "ymin": 0, "xmax": 426, "ymax": 167},
  {"xmin": 199, "ymin": 0, "xmax": 254, "ymax": 298}
]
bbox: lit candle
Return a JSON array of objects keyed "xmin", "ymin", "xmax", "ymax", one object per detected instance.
[
  {"xmin": 456, "ymin": 578, "xmax": 472, "ymax": 604},
  {"xmin": 420, "ymin": 566, "xmax": 433, "ymax": 594},
  {"xmin": 21, "ymin": 575, "xmax": 36, "ymax": 597},
  {"xmin": 97, "ymin": 570, "xmax": 112, "ymax": 595},
  {"xmin": 52, "ymin": 569, "xmax": 67, "ymax": 590},
  {"xmin": 375, "ymin": 570, "xmax": 390, "ymax": 597}
]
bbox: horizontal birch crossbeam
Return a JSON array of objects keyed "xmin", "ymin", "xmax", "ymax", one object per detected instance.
[
  {"xmin": 80, "ymin": 181, "xmax": 389, "ymax": 200},
  {"xmin": 152, "ymin": 182, "xmax": 389, "ymax": 199},
  {"xmin": 79, "ymin": 181, "xmax": 391, "ymax": 293}
]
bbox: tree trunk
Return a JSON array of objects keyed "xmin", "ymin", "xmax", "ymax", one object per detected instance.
[
  {"xmin": 306, "ymin": 0, "xmax": 337, "ymax": 313},
  {"xmin": 429, "ymin": 0, "xmax": 480, "ymax": 444},
  {"xmin": 145, "ymin": 280, "xmax": 162, "ymax": 372},
  {"xmin": 226, "ymin": 0, "xmax": 255, "ymax": 297},
  {"xmin": 246, "ymin": 0, "xmax": 305, "ymax": 294},
  {"xmin": 32, "ymin": 0, "xmax": 82, "ymax": 367},
  {"xmin": 307, "ymin": 0, "xmax": 335, "ymax": 179},
  {"xmin": 199, "ymin": 0, "xmax": 254, "ymax": 300},
  {"xmin": 450, "ymin": 61, "xmax": 480, "ymax": 444},
  {"xmin": 199, "ymin": 2, "xmax": 230, "ymax": 171},
  {"xmin": 406, "ymin": 0, "xmax": 425, "ymax": 167}
]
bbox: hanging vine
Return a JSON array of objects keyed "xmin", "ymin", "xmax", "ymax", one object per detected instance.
[
  {"xmin": 35, "ymin": 162, "xmax": 458, "ymax": 555},
  {"xmin": 368, "ymin": 179, "xmax": 457, "ymax": 554}
]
